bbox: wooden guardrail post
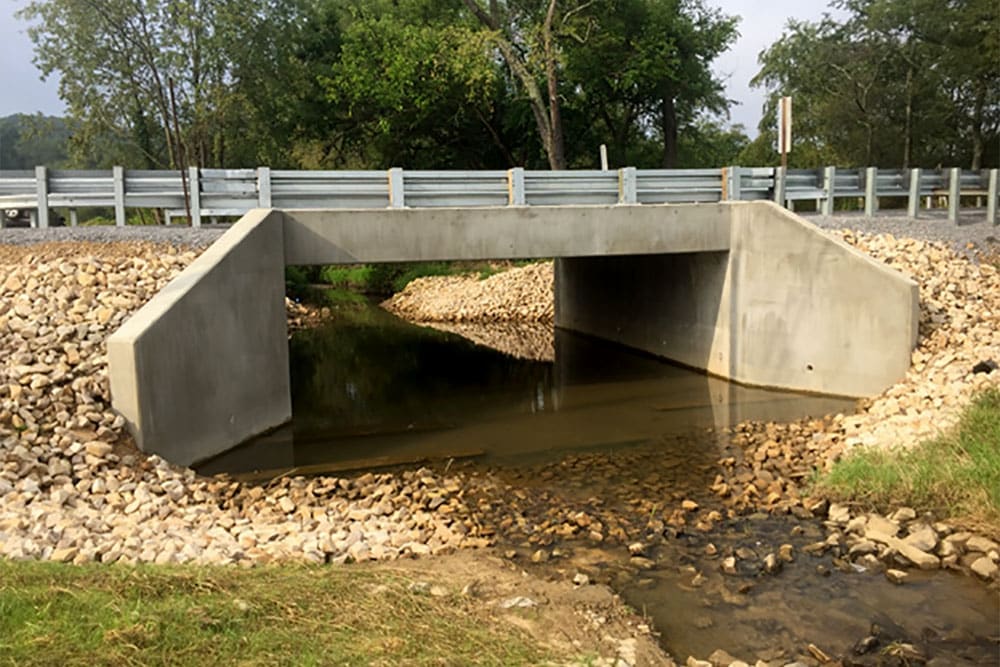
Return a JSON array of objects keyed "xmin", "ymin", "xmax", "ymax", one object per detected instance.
[
  {"xmin": 618, "ymin": 167, "xmax": 637, "ymax": 204},
  {"xmin": 388, "ymin": 167, "xmax": 405, "ymax": 209},
  {"xmin": 35, "ymin": 166, "xmax": 49, "ymax": 228},
  {"xmin": 257, "ymin": 167, "xmax": 272, "ymax": 208},
  {"xmin": 507, "ymin": 167, "xmax": 525, "ymax": 205},
  {"xmin": 948, "ymin": 167, "xmax": 960, "ymax": 223},
  {"xmin": 113, "ymin": 166, "xmax": 127, "ymax": 227},
  {"xmin": 773, "ymin": 166, "xmax": 786, "ymax": 207},
  {"xmin": 864, "ymin": 167, "xmax": 878, "ymax": 217},
  {"xmin": 822, "ymin": 166, "xmax": 836, "ymax": 215},
  {"xmin": 188, "ymin": 166, "xmax": 202, "ymax": 227},
  {"xmin": 987, "ymin": 168, "xmax": 997, "ymax": 226},
  {"xmin": 907, "ymin": 168, "xmax": 921, "ymax": 218}
]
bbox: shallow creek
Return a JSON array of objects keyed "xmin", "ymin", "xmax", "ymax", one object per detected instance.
[{"xmin": 198, "ymin": 305, "xmax": 1000, "ymax": 664}]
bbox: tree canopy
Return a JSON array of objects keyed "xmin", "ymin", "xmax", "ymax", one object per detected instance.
[
  {"xmin": 743, "ymin": 0, "xmax": 999, "ymax": 169},
  {"xmin": 19, "ymin": 0, "xmax": 746, "ymax": 170}
]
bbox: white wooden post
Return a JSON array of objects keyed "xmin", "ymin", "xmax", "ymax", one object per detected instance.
[
  {"xmin": 822, "ymin": 166, "xmax": 836, "ymax": 216},
  {"xmin": 864, "ymin": 167, "xmax": 878, "ymax": 217},
  {"xmin": 113, "ymin": 166, "xmax": 126, "ymax": 227},
  {"xmin": 257, "ymin": 167, "xmax": 272, "ymax": 208},
  {"xmin": 35, "ymin": 165, "xmax": 49, "ymax": 228},
  {"xmin": 907, "ymin": 168, "xmax": 921, "ymax": 218},
  {"xmin": 618, "ymin": 167, "xmax": 637, "ymax": 204},
  {"xmin": 388, "ymin": 167, "xmax": 405, "ymax": 208},
  {"xmin": 948, "ymin": 167, "xmax": 960, "ymax": 223},
  {"xmin": 507, "ymin": 167, "xmax": 525, "ymax": 206},
  {"xmin": 189, "ymin": 166, "xmax": 201, "ymax": 227}
]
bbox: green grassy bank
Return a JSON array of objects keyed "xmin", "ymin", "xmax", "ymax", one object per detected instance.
[
  {"xmin": 816, "ymin": 388, "xmax": 1000, "ymax": 528},
  {"xmin": 0, "ymin": 561, "xmax": 550, "ymax": 666}
]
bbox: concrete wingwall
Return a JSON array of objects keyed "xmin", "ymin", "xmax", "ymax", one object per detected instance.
[
  {"xmin": 556, "ymin": 201, "xmax": 919, "ymax": 397},
  {"xmin": 107, "ymin": 209, "xmax": 291, "ymax": 466}
]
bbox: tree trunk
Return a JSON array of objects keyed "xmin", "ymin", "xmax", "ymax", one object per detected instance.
[
  {"xmin": 542, "ymin": 0, "xmax": 566, "ymax": 170},
  {"xmin": 461, "ymin": 0, "xmax": 566, "ymax": 170},
  {"xmin": 971, "ymin": 90, "xmax": 984, "ymax": 171},
  {"xmin": 660, "ymin": 96, "xmax": 678, "ymax": 168}
]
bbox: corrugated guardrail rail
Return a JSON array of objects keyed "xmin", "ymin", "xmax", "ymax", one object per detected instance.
[{"xmin": 0, "ymin": 165, "xmax": 996, "ymax": 228}]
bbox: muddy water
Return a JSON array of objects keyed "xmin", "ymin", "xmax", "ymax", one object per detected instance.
[
  {"xmin": 198, "ymin": 305, "xmax": 1000, "ymax": 664},
  {"xmin": 199, "ymin": 304, "xmax": 852, "ymax": 475}
]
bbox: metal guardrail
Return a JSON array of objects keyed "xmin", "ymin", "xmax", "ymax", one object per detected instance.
[{"xmin": 0, "ymin": 165, "xmax": 997, "ymax": 228}]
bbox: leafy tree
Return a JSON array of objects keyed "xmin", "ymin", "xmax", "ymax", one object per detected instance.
[
  {"xmin": 749, "ymin": 0, "xmax": 999, "ymax": 169},
  {"xmin": 20, "ymin": 0, "xmax": 306, "ymax": 169}
]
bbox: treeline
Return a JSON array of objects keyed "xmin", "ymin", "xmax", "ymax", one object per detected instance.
[
  {"xmin": 744, "ymin": 0, "xmax": 999, "ymax": 169},
  {"xmin": 0, "ymin": 115, "xmax": 70, "ymax": 170},
  {"xmin": 16, "ymin": 0, "xmax": 999, "ymax": 172}
]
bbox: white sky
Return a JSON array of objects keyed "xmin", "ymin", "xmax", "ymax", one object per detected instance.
[{"xmin": 0, "ymin": 0, "xmax": 848, "ymax": 136}]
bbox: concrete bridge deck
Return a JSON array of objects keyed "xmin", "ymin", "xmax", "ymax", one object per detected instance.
[{"xmin": 107, "ymin": 202, "xmax": 918, "ymax": 465}]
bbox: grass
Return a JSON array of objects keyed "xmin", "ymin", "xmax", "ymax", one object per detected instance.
[
  {"xmin": 0, "ymin": 561, "xmax": 551, "ymax": 666},
  {"xmin": 815, "ymin": 388, "xmax": 1000, "ymax": 526}
]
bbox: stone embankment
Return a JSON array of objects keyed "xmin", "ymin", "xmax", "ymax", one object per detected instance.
[{"xmin": 0, "ymin": 243, "xmax": 491, "ymax": 565}]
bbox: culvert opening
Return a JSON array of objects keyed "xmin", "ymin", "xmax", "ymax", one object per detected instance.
[{"xmin": 196, "ymin": 259, "xmax": 854, "ymax": 477}]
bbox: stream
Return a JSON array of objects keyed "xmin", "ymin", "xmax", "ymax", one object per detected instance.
[{"xmin": 197, "ymin": 303, "xmax": 1000, "ymax": 664}]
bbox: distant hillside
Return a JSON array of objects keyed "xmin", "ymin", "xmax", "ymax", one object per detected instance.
[{"xmin": 0, "ymin": 114, "xmax": 70, "ymax": 170}]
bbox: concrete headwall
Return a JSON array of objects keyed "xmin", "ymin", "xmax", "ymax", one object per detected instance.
[
  {"xmin": 556, "ymin": 202, "xmax": 919, "ymax": 397},
  {"xmin": 107, "ymin": 209, "xmax": 291, "ymax": 466}
]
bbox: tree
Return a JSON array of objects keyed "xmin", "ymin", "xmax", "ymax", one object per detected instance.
[
  {"xmin": 749, "ymin": 0, "xmax": 999, "ymax": 169},
  {"xmin": 20, "ymin": 0, "xmax": 306, "ymax": 169},
  {"xmin": 562, "ymin": 0, "xmax": 738, "ymax": 167}
]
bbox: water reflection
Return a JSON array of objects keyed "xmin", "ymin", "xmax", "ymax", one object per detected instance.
[{"xmin": 197, "ymin": 305, "xmax": 855, "ymax": 476}]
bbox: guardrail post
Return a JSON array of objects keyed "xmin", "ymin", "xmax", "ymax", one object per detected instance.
[
  {"xmin": 69, "ymin": 210, "xmax": 78, "ymax": 227},
  {"xmin": 822, "ymin": 166, "xmax": 836, "ymax": 215},
  {"xmin": 507, "ymin": 167, "xmax": 525, "ymax": 206},
  {"xmin": 188, "ymin": 166, "xmax": 201, "ymax": 227},
  {"xmin": 948, "ymin": 167, "xmax": 960, "ymax": 223},
  {"xmin": 388, "ymin": 167, "xmax": 405, "ymax": 208},
  {"xmin": 113, "ymin": 166, "xmax": 126, "ymax": 226},
  {"xmin": 257, "ymin": 167, "xmax": 272, "ymax": 208},
  {"xmin": 864, "ymin": 167, "xmax": 878, "ymax": 217},
  {"xmin": 907, "ymin": 168, "xmax": 921, "ymax": 218},
  {"xmin": 773, "ymin": 166, "xmax": 786, "ymax": 207},
  {"xmin": 986, "ymin": 168, "xmax": 997, "ymax": 226},
  {"xmin": 726, "ymin": 166, "xmax": 742, "ymax": 201},
  {"xmin": 618, "ymin": 167, "xmax": 637, "ymax": 204},
  {"xmin": 35, "ymin": 165, "xmax": 49, "ymax": 228}
]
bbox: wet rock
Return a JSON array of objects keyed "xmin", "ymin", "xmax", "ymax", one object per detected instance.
[
  {"xmin": 970, "ymin": 556, "xmax": 998, "ymax": 580},
  {"xmin": 707, "ymin": 649, "xmax": 739, "ymax": 666},
  {"xmin": 762, "ymin": 553, "xmax": 782, "ymax": 575},
  {"xmin": 885, "ymin": 568, "xmax": 908, "ymax": 584}
]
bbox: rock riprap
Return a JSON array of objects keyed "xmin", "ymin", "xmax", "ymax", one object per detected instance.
[
  {"xmin": 381, "ymin": 262, "xmax": 554, "ymax": 323},
  {"xmin": 0, "ymin": 242, "xmax": 490, "ymax": 564}
]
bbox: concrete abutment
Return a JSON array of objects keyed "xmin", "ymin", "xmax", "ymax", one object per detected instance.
[{"xmin": 107, "ymin": 203, "xmax": 918, "ymax": 465}]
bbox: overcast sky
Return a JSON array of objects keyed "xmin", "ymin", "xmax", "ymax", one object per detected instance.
[{"xmin": 0, "ymin": 0, "xmax": 847, "ymax": 135}]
